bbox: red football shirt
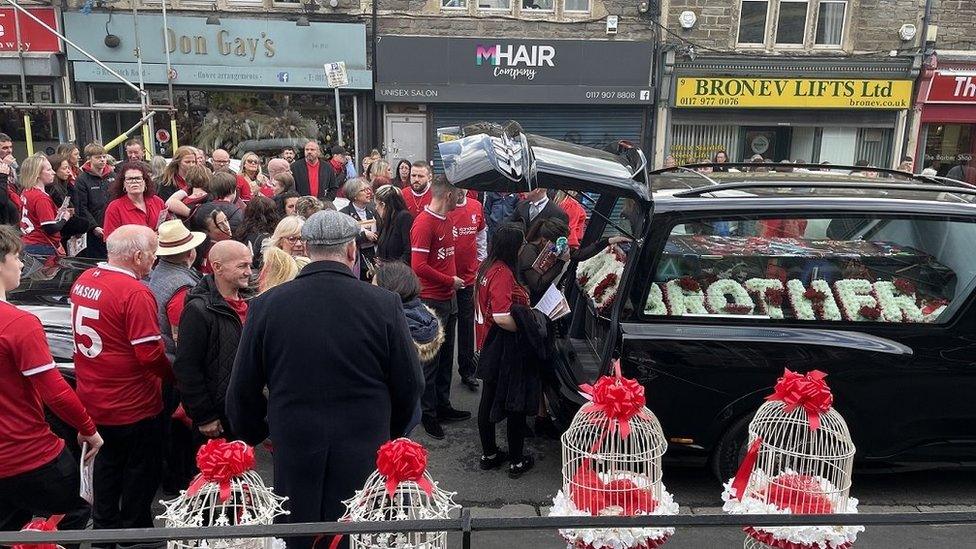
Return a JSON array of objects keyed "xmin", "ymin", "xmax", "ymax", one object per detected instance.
[
  {"xmin": 102, "ymin": 195, "xmax": 166, "ymax": 238},
  {"xmin": 410, "ymin": 207, "xmax": 457, "ymax": 301},
  {"xmin": 448, "ymin": 197, "xmax": 486, "ymax": 286},
  {"xmin": 0, "ymin": 302, "xmax": 66, "ymax": 478},
  {"xmin": 70, "ymin": 264, "xmax": 165, "ymax": 426},
  {"xmin": 475, "ymin": 262, "xmax": 529, "ymax": 350},
  {"xmin": 559, "ymin": 196, "xmax": 588, "ymax": 248},
  {"xmin": 20, "ymin": 187, "xmax": 61, "ymax": 249},
  {"xmin": 402, "ymin": 186, "xmax": 433, "ymax": 218}
]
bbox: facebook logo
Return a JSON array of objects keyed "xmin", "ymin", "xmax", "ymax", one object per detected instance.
[
  {"xmin": 277, "ymin": 72, "xmax": 290, "ymax": 83},
  {"xmin": 639, "ymin": 90, "xmax": 651, "ymax": 101}
]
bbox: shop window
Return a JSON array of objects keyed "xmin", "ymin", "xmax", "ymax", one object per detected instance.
[
  {"xmin": 738, "ymin": 0, "xmax": 847, "ymax": 49},
  {"xmin": 923, "ymin": 124, "xmax": 976, "ymax": 181},
  {"xmin": 564, "ymin": 0, "xmax": 590, "ymax": 12},
  {"xmin": 642, "ymin": 215, "xmax": 972, "ymax": 325}
]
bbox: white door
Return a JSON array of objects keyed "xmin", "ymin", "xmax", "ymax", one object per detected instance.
[{"xmin": 385, "ymin": 113, "xmax": 427, "ymax": 164}]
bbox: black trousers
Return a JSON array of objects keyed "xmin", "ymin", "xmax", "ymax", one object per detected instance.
[
  {"xmin": 420, "ymin": 297, "xmax": 457, "ymax": 415},
  {"xmin": 0, "ymin": 448, "xmax": 91, "ymax": 537},
  {"xmin": 92, "ymin": 414, "xmax": 163, "ymax": 537},
  {"xmin": 477, "ymin": 379, "xmax": 527, "ymax": 461},
  {"xmin": 455, "ymin": 286, "xmax": 476, "ymax": 380}
]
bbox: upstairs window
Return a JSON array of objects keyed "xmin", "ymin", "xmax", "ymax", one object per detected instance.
[{"xmin": 738, "ymin": 0, "xmax": 848, "ymax": 49}]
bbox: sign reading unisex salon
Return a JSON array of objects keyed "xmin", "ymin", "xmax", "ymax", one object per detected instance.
[
  {"xmin": 376, "ymin": 36, "xmax": 653, "ymax": 104},
  {"xmin": 675, "ymin": 77, "xmax": 913, "ymax": 109},
  {"xmin": 63, "ymin": 13, "xmax": 370, "ymax": 89}
]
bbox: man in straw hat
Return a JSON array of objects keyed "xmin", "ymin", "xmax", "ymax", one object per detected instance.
[
  {"xmin": 228, "ymin": 210, "xmax": 423, "ymax": 549},
  {"xmin": 173, "ymin": 240, "xmax": 252, "ymax": 441}
]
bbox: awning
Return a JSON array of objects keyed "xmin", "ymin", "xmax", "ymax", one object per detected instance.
[{"xmin": 921, "ymin": 104, "xmax": 976, "ymax": 124}]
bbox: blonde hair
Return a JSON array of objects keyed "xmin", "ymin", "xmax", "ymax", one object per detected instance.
[
  {"xmin": 269, "ymin": 215, "xmax": 305, "ymax": 250},
  {"xmin": 161, "ymin": 146, "xmax": 197, "ymax": 190},
  {"xmin": 241, "ymin": 152, "xmax": 263, "ymax": 180},
  {"xmin": 18, "ymin": 153, "xmax": 50, "ymax": 191},
  {"xmin": 258, "ymin": 247, "xmax": 299, "ymax": 294},
  {"xmin": 294, "ymin": 196, "xmax": 323, "ymax": 219}
]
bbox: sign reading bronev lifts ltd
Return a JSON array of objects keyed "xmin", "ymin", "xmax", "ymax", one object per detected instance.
[
  {"xmin": 63, "ymin": 13, "xmax": 370, "ymax": 89},
  {"xmin": 675, "ymin": 77, "xmax": 913, "ymax": 109},
  {"xmin": 376, "ymin": 36, "xmax": 653, "ymax": 104}
]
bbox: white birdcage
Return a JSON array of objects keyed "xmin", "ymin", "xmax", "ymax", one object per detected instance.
[
  {"xmin": 549, "ymin": 361, "xmax": 678, "ymax": 549},
  {"xmin": 339, "ymin": 438, "xmax": 459, "ymax": 549},
  {"xmin": 158, "ymin": 439, "xmax": 288, "ymax": 549},
  {"xmin": 722, "ymin": 369, "xmax": 863, "ymax": 549}
]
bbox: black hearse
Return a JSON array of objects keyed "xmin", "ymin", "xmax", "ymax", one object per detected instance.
[{"xmin": 439, "ymin": 122, "xmax": 976, "ymax": 479}]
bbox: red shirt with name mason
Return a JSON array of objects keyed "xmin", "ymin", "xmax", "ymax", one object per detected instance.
[
  {"xmin": 70, "ymin": 263, "xmax": 172, "ymax": 426},
  {"xmin": 448, "ymin": 196, "xmax": 486, "ymax": 287},
  {"xmin": 411, "ymin": 207, "xmax": 457, "ymax": 301}
]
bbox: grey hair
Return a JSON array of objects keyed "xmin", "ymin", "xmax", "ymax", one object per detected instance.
[
  {"xmin": 106, "ymin": 226, "xmax": 155, "ymax": 258},
  {"xmin": 341, "ymin": 177, "xmax": 369, "ymax": 200},
  {"xmin": 306, "ymin": 241, "xmax": 353, "ymax": 260}
]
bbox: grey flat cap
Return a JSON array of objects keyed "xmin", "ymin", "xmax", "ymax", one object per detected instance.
[{"xmin": 302, "ymin": 210, "xmax": 359, "ymax": 246}]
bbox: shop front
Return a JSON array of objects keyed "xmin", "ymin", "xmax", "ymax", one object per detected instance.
[
  {"xmin": 914, "ymin": 63, "xmax": 976, "ymax": 180},
  {"xmin": 662, "ymin": 58, "xmax": 915, "ymax": 168},
  {"xmin": 375, "ymin": 36, "xmax": 654, "ymax": 167},
  {"xmin": 62, "ymin": 12, "xmax": 370, "ymax": 160},
  {"xmin": 0, "ymin": 7, "xmax": 69, "ymax": 157}
]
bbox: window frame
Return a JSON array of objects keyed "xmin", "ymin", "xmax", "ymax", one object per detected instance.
[
  {"xmin": 812, "ymin": 0, "xmax": 849, "ymax": 49},
  {"xmin": 563, "ymin": 0, "xmax": 591, "ymax": 14},
  {"xmin": 476, "ymin": 0, "xmax": 513, "ymax": 13},
  {"xmin": 633, "ymin": 207, "xmax": 974, "ymax": 328},
  {"xmin": 441, "ymin": 0, "xmax": 469, "ymax": 11},
  {"xmin": 736, "ymin": 0, "xmax": 848, "ymax": 51},
  {"xmin": 521, "ymin": 0, "xmax": 555, "ymax": 14},
  {"xmin": 736, "ymin": 0, "xmax": 771, "ymax": 47},
  {"xmin": 772, "ymin": 0, "xmax": 811, "ymax": 48}
]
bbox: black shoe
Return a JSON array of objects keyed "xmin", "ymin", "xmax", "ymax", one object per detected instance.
[
  {"xmin": 508, "ymin": 455, "xmax": 535, "ymax": 479},
  {"xmin": 437, "ymin": 406, "xmax": 472, "ymax": 422},
  {"xmin": 461, "ymin": 376, "xmax": 481, "ymax": 390},
  {"xmin": 422, "ymin": 414, "xmax": 444, "ymax": 440},
  {"xmin": 479, "ymin": 450, "xmax": 509, "ymax": 470}
]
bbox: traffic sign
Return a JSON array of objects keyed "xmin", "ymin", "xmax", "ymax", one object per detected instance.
[{"xmin": 324, "ymin": 62, "xmax": 349, "ymax": 88}]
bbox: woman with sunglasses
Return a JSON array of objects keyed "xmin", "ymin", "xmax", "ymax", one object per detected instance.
[
  {"xmin": 236, "ymin": 152, "xmax": 268, "ymax": 202},
  {"xmin": 102, "ymin": 162, "xmax": 166, "ymax": 238}
]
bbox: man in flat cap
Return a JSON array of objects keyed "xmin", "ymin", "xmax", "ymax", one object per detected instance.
[{"xmin": 227, "ymin": 210, "xmax": 423, "ymax": 549}]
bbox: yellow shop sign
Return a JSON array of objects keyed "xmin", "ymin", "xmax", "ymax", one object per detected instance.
[{"xmin": 675, "ymin": 77, "xmax": 913, "ymax": 109}]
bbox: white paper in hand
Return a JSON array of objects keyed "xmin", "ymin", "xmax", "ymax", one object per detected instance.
[
  {"xmin": 533, "ymin": 283, "xmax": 571, "ymax": 321},
  {"xmin": 80, "ymin": 442, "xmax": 94, "ymax": 504}
]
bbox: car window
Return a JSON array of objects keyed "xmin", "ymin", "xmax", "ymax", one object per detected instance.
[{"xmin": 643, "ymin": 214, "xmax": 975, "ymax": 324}]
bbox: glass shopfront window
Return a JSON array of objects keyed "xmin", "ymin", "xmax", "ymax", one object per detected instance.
[
  {"xmin": 92, "ymin": 85, "xmax": 358, "ymax": 160},
  {"xmin": 0, "ymin": 82, "xmax": 62, "ymax": 158},
  {"xmin": 922, "ymin": 123, "xmax": 976, "ymax": 182}
]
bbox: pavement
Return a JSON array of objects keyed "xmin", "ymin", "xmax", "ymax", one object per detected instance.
[{"xmin": 239, "ymin": 376, "xmax": 976, "ymax": 548}]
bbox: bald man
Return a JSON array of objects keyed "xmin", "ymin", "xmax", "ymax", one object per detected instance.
[
  {"xmin": 211, "ymin": 149, "xmax": 231, "ymax": 172},
  {"xmin": 69, "ymin": 224, "xmax": 172, "ymax": 533},
  {"xmin": 173, "ymin": 240, "xmax": 252, "ymax": 440}
]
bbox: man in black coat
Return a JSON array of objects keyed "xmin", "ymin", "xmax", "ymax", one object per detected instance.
[
  {"xmin": 173, "ymin": 241, "xmax": 252, "ymax": 440},
  {"xmin": 290, "ymin": 140, "xmax": 338, "ymax": 201},
  {"xmin": 507, "ymin": 187, "xmax": 568, "ymax": 233},
  {"xmin": 227, "ymin": 210, "xmax": 423, "ymax": 549},
  {"xmin": 73, "ymin": 142, "xmax": 115, "ymax": 258}
]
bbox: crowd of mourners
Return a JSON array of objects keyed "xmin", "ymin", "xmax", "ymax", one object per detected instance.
[{"xmin": 0, "ymin": 130, "xmax": 630, "ymax": 548}]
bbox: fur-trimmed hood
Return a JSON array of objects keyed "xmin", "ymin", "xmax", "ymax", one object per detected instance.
[{"xmin": 402, "ymin": 298, "xmax": 444, "ymax": 364}]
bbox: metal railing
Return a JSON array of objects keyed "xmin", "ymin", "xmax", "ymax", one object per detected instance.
[{"xmin": 3, "ymin": 511, "xmax": 976, "ymax": 549}]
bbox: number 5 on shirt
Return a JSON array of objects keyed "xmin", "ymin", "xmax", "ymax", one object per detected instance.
[{"xmin": 71, "ymin": 304, "xmax": 103, "ymax": 358}]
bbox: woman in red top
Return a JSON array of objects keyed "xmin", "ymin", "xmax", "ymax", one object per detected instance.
[
  {"xmin": 157, "ymin": 146, "xmax": 197, "ymax": 202},
  {"xmin": 54, "ymin": 143, "xmax": 80, "ymax": 188},
  {"xmin": 235, "ymin": 152, "xmax": 266, "ymax": 202},
  {"xmin": 475, "ymin": 223, "xmax": 535, "ymax": 478},
  {"xmin": 19, "ymin": 154, "xmax": 69, "ymax": 256},
  {"xmin": 165, "ymin": 164, "xmax": 211, "ymax": 220},
  {"xmin": 102, "ymin": 162, "xmax": 166, "ymax": 238}
]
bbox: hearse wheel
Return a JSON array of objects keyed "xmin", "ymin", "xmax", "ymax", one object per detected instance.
[{"xmin": 711, "ymin": 413, "xmax": 753, "ymax": 482}]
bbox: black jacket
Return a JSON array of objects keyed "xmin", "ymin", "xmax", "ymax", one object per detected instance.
[
  {"xmin": 507, "ymin": 197, "xmax": 569, "ymax": 233},
  {"xmin": 173, "ymin": 275, "xmax": 243, "ymax": 429},
  {"xmin": 476, "ymin": 304, "xmax": 548, "ymax": 423},
  {"xmin": 0, "ymin": 173, "xmax": 19, "ymax": 227},
  {"xmin": 73, "ymin": 164, "xmax": 115, "ymax": 233},
  {"xmin": 290, "ymin": 159, "xmax": 338, "ymax": 201},
  {"xmin": 339, "ymin": 202, "xmax": 377, "ymax": 248},
  {"xmin": 376, "ymin": 209, "xmax": 413, "ymax": 265}
]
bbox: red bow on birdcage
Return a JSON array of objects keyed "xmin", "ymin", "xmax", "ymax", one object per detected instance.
[
  {"xmin": 12, "ymin": 514, "xmax": 63, "ymax": 549},
  {"xmin": 376, "ymin": 438, "xmax": 434, "ymax": 498},
  {"xmin": 579, "ymin": 360, "xmax": 648, "ymax": 440},
  {"xmin": 187, "ymin": 439, "xmax": 256, "ymax": 502},
  {"xmin": 766, "ymin": 369, "xmax": 834, "ymax": 432}
]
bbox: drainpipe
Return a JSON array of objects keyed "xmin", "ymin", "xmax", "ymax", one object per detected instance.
[{"xmin": 902, "ymin": 0, "xmax": 936, "ymax": 168}]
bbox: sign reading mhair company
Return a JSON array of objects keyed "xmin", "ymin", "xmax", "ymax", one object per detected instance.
[{"xmin": 675, "ymin": 77, "xmax": 913, "ymax": 109}]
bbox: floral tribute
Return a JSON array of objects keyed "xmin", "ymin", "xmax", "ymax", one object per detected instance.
[
  {"xmin": 13, "ymin": 514, "xmax": 63, "ymax": 549},
  {"xmin": 643, "ymin": 276, "xmax": 945, "ymax": 324},
  {"xmin": 337, "ymin": 438, "xmax": 458, "ymax": 549},
  {"xmin": 721, "ymin": 369, "xmax": 863, "ymax": 549},
  {"xmin": 158, "ymin": 440, "xmax": 288, "ymax": 549},
  {"xmin": 577, "ymin": 246, "xmax": 627, "ymax": 314},
  {"xmin": 550, "ymin": 361, "xmax": 679, "ymax": 549}
]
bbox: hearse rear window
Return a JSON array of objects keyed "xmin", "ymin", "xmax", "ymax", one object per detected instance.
[{"xmin": 642, "ymin": 215, "xmax": 976, "ymax": 324}]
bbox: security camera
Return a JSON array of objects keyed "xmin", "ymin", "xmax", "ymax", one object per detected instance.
[{"xmin": 329, "ymin": 0, "xmax": 339, "ymax": 6}]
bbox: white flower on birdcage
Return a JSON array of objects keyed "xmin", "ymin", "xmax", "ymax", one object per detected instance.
[
  {"xmin": 722, "ymin": 369, "xmax": 863, "ymax": 549},
  {"xmin": 549, "ymin": 361, "xmax": 678, "ymax": 549},
  {"xmin": 339, "ymin": 438, "xmax": 459, "ymax": 549},
  {"xmin": 157, "ymin": 439, "xmax": 288, "ymax": 549}
]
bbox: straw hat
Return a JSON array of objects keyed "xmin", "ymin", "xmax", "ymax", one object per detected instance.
[{"xmin": 156, "ymin": 220, "xmax": 206, "ymax": 256}]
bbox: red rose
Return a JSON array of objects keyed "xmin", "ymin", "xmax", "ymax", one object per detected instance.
[
  {"xmin": 762, "ymin": 473, "xmax": 834, "ymax": 514},
  {"xmin": 803, "ymin": 287, "xmax": 826, "ymax": 301},
  {"xmin": 764, "ymin": 287, "xmax": 784, "ymax": 307},
  {"xmin": 677, "ymin": 276, "xmax": 701, "ymax": 292}
]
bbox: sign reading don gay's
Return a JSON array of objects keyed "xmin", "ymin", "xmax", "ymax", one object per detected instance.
[{"xmin": 675, "ymin": 77, "xmax": 913, "ymax": 109}]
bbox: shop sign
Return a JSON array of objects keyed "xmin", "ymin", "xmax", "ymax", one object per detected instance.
[
  {"xmin": 376, "ymin": 36, "xmax": 653, "ymax": 104},
  {"xmin": 926, "ymin": 71, "xmax": 976, "ymax": 104},
  {"xmin": 675, "ymin": 77, "xmax": 913, "ymax": 109},
  {"xmin": 71, "ymin": 61, "xmax": 373, "ymax": 90},
  {"xmin": 0, "ymin": 8, "xmax": 60, "ymax": 53}
]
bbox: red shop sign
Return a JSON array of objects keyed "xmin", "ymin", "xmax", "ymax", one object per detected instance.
[
  {"xmin": 926, "ymin": 71, "xmax": 976, "ymax": 104},
  {"xmin": 0, "ymin": 8, "xmax": 61, "ymax": 54}
]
